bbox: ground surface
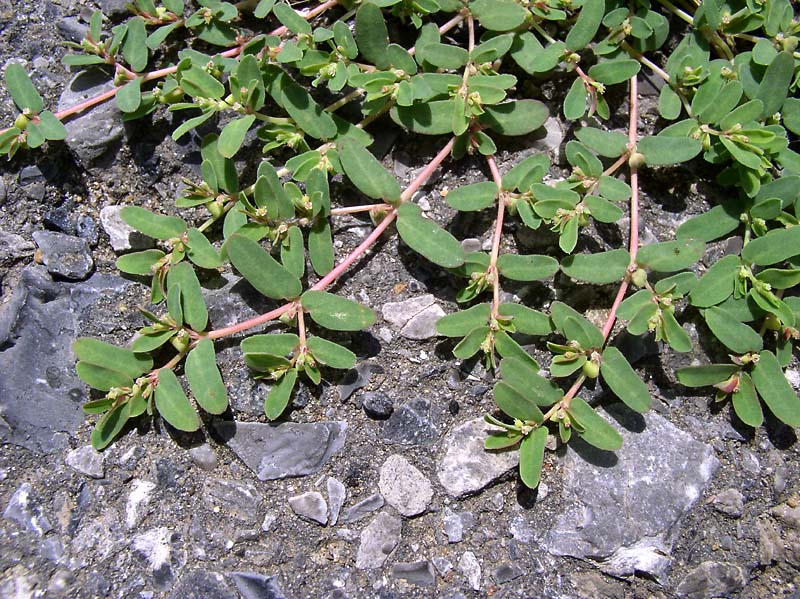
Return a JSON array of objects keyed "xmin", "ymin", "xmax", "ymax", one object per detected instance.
[{"xmin": 1, "ymin": 2, "xmax": 799, "ymax": 599}]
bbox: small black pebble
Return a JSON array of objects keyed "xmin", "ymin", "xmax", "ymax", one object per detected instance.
[
  {"xmin": 448, "ymin": 399, "xmax": 460, "ymax": 415},
  {"xmin": 362, "ymin": 392, "xmax": 394, "ymax": 419}
]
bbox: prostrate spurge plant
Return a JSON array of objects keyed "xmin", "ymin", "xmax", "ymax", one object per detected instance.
[{"xmin": 3, "ymin": 0, "xmax": 800, "ymax": 488}]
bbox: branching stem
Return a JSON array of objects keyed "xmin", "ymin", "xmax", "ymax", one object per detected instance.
[{"xmin": 485, "ymin": 154, "xmax": 505, "ymax": 319}]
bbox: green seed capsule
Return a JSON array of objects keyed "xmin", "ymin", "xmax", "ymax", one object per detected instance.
[{"xmin": 582, "ymin": 360, "xmax": 600, "ymax": 379}]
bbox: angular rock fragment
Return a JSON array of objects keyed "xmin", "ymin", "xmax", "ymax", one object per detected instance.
[
  {"xmin": 355, "ymin": 512, "xmax": 401, "ymax": 569},
  {"xmin": 379, "ymin": 454, "xmax": 433, "ymax": 517}
]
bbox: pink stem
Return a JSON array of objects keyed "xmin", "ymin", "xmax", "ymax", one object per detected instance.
[{"xmin": 485, "ymin": 154, "xmax": 504, "ymax": 318}]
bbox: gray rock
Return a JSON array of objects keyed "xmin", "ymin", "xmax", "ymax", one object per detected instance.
[
  {"xmin": 125, "ymin": 479, "xmax": 156, "ymax": 529},
  {"xmin": 327, "ymin": 477, "xmax": 346, "ymax": 526},
  {"xmin": 166, "ymin": 570, "xmax": 237, "ymax": 599},
  {"xmin": 202, "ymin": 478, "xmax": 263, "ymax": 524},
  {"xmin": 132, "ymin": 528, "xmax": 183, "ymax": 590},
  {"xmin": 76, "ymin": 215, "xmax": 100, "ymax": 247},
  {"xmin": 355, "ymin": 512, "xmax": 402, "ymax": 569},
  {"xmin": 58, "ymin": 70, "xmax": 125, "ymax": 166},
  {"xmin": 3, "ymin": 483, "xmax": 53, "ymax": 535},
  {"xmin": 432, "ymin": 556, "xmax": 453, "ymax": 576},
  {"xmin": 383, "ymin": 398, "xmax": 439, "ymax": 446},
  {"xmin": 19, "ymin": 165, "xmax": 44, "ymax": 185},
  {"xmin": 33, "ymin": 231, "xmax": 94, "ymax": 280},
  {"xmin": 362, "ymin": 392, "xmax": 394, "ymax": 420},
  {"xmin": 443, "ymin": 508, "xmax": 474, "ymax": 543},
  {"xmin": 712, "ymin": 489, "xmax": 745, "ymax": 518},
  {"xmin": 392, "ymin": 561, "xmax": 436, "ymax": 587},
  {"xmin": 337, "ymin": 363, "xmax": 381, "ymax": 401},
  {"xmin": 64, "ymin": 445, "xmax": 104, "ymax": 478},
  {"xmin": 341, "ymin": 493, "xmax": 385, "ymax": 524},
  {"xmin": 676, "ymin": 562, "xmax": 745, "ymax": 599},
  {"xmin": 458, "ymin": 551, "xmax": 481, "ymax": 591},
  {"xmin": 379, "ymin": 454, "xmax": 433, "ymax": 517},
  {"xmin": 214, "ymin": 420, "xmax": 347, "ymax": 480},
  {"xmin": 0, "ymin": 227, "xmax": 35, "ymax": 265},
  {"xmin": 289, "ymin": 491, "xmax": 328, "ymax": 525},
  {"xmin": 230, "ymin": 571, "xmax": 288, "ymax": 599},
  {"xmin": 530, "ymin": 117, "xmax": 564, "ymax": 162},
  {"xmin": 543, "ymin": 404, "xmax": 719, "ymax": 582},
  {"xmin": 437, "ymin": 417, "xmax": 519, "ymax": 497},
  {"xmin": 100, "ymin": 205, "xmax": 155, "ymax": 252},
  {"xmin": 98, "ymin": 0, "xmax": 132, "ymax": 17},
  {"xmin": 382, "ymin": 294, "xmax": 444, "ymax": 338},
  {"xmin": 772, "ymin": 503, "xmax": 800, "ymax": 530},
  {"xmin": 569, "ymin": 571, "xmax": 626, "ymax": 599},
  {"xmin": 188, "ymin": 444, "xmax": 218, "ymax": 471},
  {"xmin": 57, "ymin": 17, "xmax": 89, "ymax": 43},
  {"xmin": 492, "ymin": 564, "xmax": 524, "ymax": 584}
]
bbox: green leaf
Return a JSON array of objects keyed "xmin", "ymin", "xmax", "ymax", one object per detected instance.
[
  {"xmin": 689, "ymin": 254, "xmax": 740, "ymax": 308},
  {"xmin": 123, "ymin": 17, "xmax": 148, "ymax": 72},
  {"xmin": 273, "ymin": 2, "xmax": 312, "ymax": 34},
  {"xmin": 446, "ymin": 182, "xmax": 498, "ymax": 211},
  {"xmin": 116, "ymin": 78, "xmax": 142, "ymax": 113},
  {"xmin": 181, "ymin": 66, "xmax": 225, "ymax": 100},
  {"xmin": 91, "ymin": 402, "xmax": 131, "ymax": 450},
  {"xmin": 561, "ymin": 249, "xmax": 630, "ymax": 284},
  {"xmin": 279, "ymin": 76, "xmax": 337, "ymax": 141},
  {"xmin": 172, "ymin": 111, "xmax": 216, "ymax": 142},
  {"xmin": 265, "ymin": 369, "xmax": 298, "ymax": 419},
  {"xmin": 436, "ymin": 304, "xmax": 490, "ymax": 337},
  {"xmin": 255, "ymin": 161, "xmax": 294, "ymax": 219},
  {"xmin": 301, "ymin": 290, "xmax": 376, "ymax": 331},
  {"xmin": 186, "ymin": 229, "xmax": 222, "ymax": 269},
  {"xmin": 484, "ymin": 430, "xmax": 523, "ymax": 450},
  {"xmin": 550, "ymin": 352, "xmax": 587, "ymax": 378},
  {"xmin": 469, "ymin": 0, "xmax": 528, "ymax": 32},
  {"xmin": 704, "ymin": 306, "xmax": 763, "ymax": 354},
  {"xmin": 453, "ymin": 326, "xmax": 489, "ymax": 360},
  {"xmin": 755, "ymin": 52, "xmax": 793, "ymax": 119},
  {"xmin": 598, "ymin": 177, "xmax": 631, "ymax": 202},
  {"xmin": 638, "ymin": 135, "xmax": 702, "ymax": 166},
  {"xmin": 185, "ymin": 338, "xmax": 228, "ymax": 414},
  {"xmin": 751, "ymin": 350, "xmax": 800, "ymax": 427},
  {"xmin": 132, "ymin": 330, "xmax": 177, "ymax": 353},
  {"xmin": 355, "ymin": 2, "xmax": 389, "ymax": 69},
  {"xmin": 479, "ymin": 100, "xmax": 548, "ymax": 136},
  {"xmin": 338, "ymin": 137, "xmax": 401, "ymax": 202},
  {"xmin": 500, "ymin": 357, "xmax": 562, "ymax": 406},
  {"xmin": 116, "ymin": 249, "xmax": 165, "ymax": 275},
  {"xmin": 661, "ymin": 310, "xmax": 692, "ymax": 352},
  {"xmin": 496, "ymin": 253, "xmax": 559, "ymax": 281},
  {"xmin": 76, "ymin": 362, "xmax": 134, "ymax": 392},
  {"xmin": 280, "ymin": 226, "xmax": 305, "ymax": 279},
  {"xmin": 73, "ymin": 338, "xmax": 153, "ymax": 379},
  {"xmin": 241, "ymin": 333, "xmax": 299, "ymax": 357},
  {"xmin": 550, "ymin": 301, "xmax": 604, "ymax": 348},
  {"xmin": 497, "ymin": 304, "xmax": 553, "ymax": 336},
  {"xmin": 494, "ymin": 381, "xmax": 543, "ymax": 422},
  {"xmin": 226, "ymin": 234, "xmax": 302, "ymax": 300},
  {"xmin": 307, "ymin": 336, "xmax": 357, "ymax": 369},
  {"xmin": 218, "ymin": 115, "xmax": 256, "ymax": 158},
  {"xmin": 423, "ymin": 43, "xmax": 469, "ymax": 70},
  {"xmin": 494, "ymin": 330, "xmax": 539, "ymax": 369},
  {"xmin": 5, "ymin": 63, "xmax": 44, "ymax": 113},
  {"xmin": 565, "ymin": 0, "xmax": 605, "ymax": 51},
  {"xmin": 757, "ymin": 268, "xmax": 800, "ymax": 290},
  {"xmin": 574, "ymin": 128, "xmax": 628, "ymax": 158},
  {"xmin": 396, "ymin": 203, "xmax": 465, "ymax": 268},
  {"xmin": 155, "ymin": 369, "xmax": 200, "ymax": 432},
  {"xmin": 147, "ymin": 22, "xmax": 181, "ymax": 49},
  {"xmin": 120, "ymin": 206, "xmax": 187, "ymax": 240},
  {"xmin": 519, "ymin": 427, "xmax": 548, "ymax": 489},
  {"xmin": 168, "ymin": 262, "xmax": 208, "ymax": 331},
  {"xmin": 741, "ymin": 227, "xmax": 800, "ymax": 266},
  {"xmin": 676, "ymin": 203, "xmax": 743, "ymax": 242},
  {"xmin": 584, "ymin": 196, "xmax": 623, "ymax": 223},
  {"xmin": 588, "ymin": 59, "xmax": 640, "ymax": 85},
  {"xmin": 732, "ymin": 372, "xmax": 763, "ymax": 427},
  {"xmin": 600, "ymin": 346, "xmax": 651, "ymax": 413},
  {"xmin": 567, "ymin": 398, "xmax": 623, "ymax": 451},
  {"xmin": 636, "ymin": 238, "xmax": 705, "ymax": 272},
  {"xmin": 390, "ymin": 100, "xmax": 454, "ymax": 135},
  {"xmin": 659, "ymin": 85, "xmax": 682, "ymax": 120}
]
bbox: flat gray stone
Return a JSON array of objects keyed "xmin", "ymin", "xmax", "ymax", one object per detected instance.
[
  {"xmin": 356, "ymin": 512, "xmax": 402, "ymax": 569},
  {"xmin": 676, "ymin": 561, "xmax": 745, "ymax": 599},
  {"xmin": 0, "ymin": 227, "xmax": 35, "ymax": 266},
  {"xmin": 492, "ymin": 563, "xmax": 525, "ymax": 584},
  {"xmin": 379, "ymin": 454, "xmax": 433, "ymax": 517},
  {"xmin": 341, "ymin": 493, "xmax": 385, "ymax": 524},
  {"xmin": 202, "ymin": 478, "xmax": 263, "ymax": 524},
  {"xmin": 230, "ymin": 571, "xmax": 287, "ymax": 599},
  {"xmin": 289, "ymin": 491, "xmax": 328, "ymax": 525},
  {"xmin": 543, "ymin": 405, "xmax": 719, "ymax": 582},
  {"xmin": 188, "ymin": 444, "xmax": 217, "ymax": 471},
  {"xmin": 327, "ymin": 477, "xmax": 346, "ymax": 526},
  {"xmin": 3, "ymin": 483, "xmax": 53, "ymax": 536},
  {"xmin": 33, "ymin": 231, "xmax": 93, "ymax": 280},
  {"xmin": 100, "ymin": 205, "xmax": 154, "ymax": 252},
  {"xmin": 0, "ymin": 268, "xmax": 133, "ymax": 453},
  {"xmin": 132, "ymin": 528, "xmax": 183, "ymax": 590},
  {"xmin": 125, "ymin": 479, "xmax": 156, "ymax": 529},
  {"xmin": 214, "ymin": 420, "xmax": 347, "ymax": 480},
  {"xmin": 383, "ymin": 398, "xmax": 439, "ymax": 446},
  {"xmin": 458, "ymin": 551, "xmax": 481, "ymax": 591},
  {"xmin": 382, "ymin": 294, "xmax": 436, "ymax": 328},
  {"xmin": 443, "ymin": 508, "xmax": 474, "ymax": 543},
  {"xmin": 58, "ymin": 70, "xmax": 125, "ymax": 167},
  {"xmin": 400, "ymin": 304, "xmax": 445, "ymax": 339},
  {"xmin": 437, "ymin": 417, "xmax": 519, "ymax": 497},
  {"xmin": 712, "ymin": 489, "xmax": 745, "ymax": 518},
  {"xmin": 166, "ymin": 570, "xmax": 237, "ymax": 599},
  {"xmin": 392, "ymin": 561, "xmax": 436, "ymax": 587},
  {"xmin": 64, "ymin": 445, "xmax": 104, "ymax": 478}
]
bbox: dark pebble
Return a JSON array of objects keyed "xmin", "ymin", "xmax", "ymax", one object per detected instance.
[{"xmin": 362, "ymin": 392, "xmax": 393, "ymax": 420}]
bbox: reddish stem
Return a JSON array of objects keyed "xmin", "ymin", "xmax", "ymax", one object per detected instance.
[{"xmin": 485, "ymin": 154, "xmax": 505, "ymax": 318}]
